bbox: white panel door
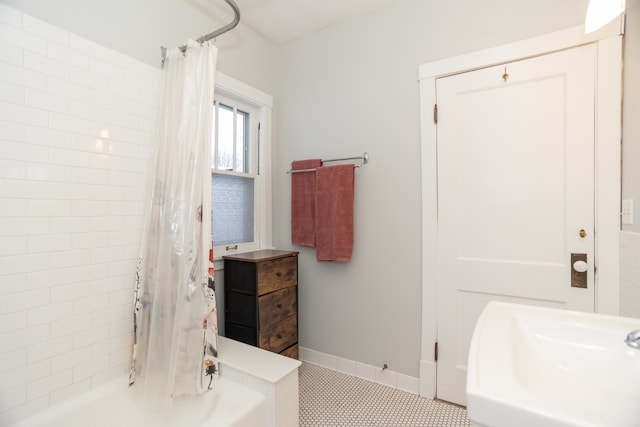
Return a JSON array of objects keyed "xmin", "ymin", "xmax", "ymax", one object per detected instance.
[{"xmin": 436, "ymin": 44, "xmax": 596, "ymax": 405}]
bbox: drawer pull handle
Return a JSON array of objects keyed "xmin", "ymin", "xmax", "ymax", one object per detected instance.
[
  {"xmin": 276, "ymin": 272, "xmax": 282, "ymax": 277},
  {"xmin": 277, "ymin": 334, "xmax": 283, "ymax": 339},
  {"xmin": 276, "ymin": 303, "xmax": 282, "ymax": 309}
]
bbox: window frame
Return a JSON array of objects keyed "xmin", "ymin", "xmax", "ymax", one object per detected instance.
[
  {"xmin": 212, "ymin": 72, "xmax": 273, "ymax": 270},
  {"xmin": 213, "ymin": 94, "xmax": 254, "ymax": 174}
]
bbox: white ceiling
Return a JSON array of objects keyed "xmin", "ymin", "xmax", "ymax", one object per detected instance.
[{"xmin": 233, "ymin": 0, "xmax": 407, "ymax": 44}]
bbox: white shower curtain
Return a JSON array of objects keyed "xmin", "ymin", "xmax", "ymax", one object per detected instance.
[{"xmin": 130, "ymin": 40, "xmax": 218, "ymax": 407}]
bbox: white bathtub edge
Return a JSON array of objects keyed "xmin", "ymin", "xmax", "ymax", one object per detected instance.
[
  {"xmin": 9, "ymin": 376, "xmax": 268, "ymax": 427},
  {"xmin": 217, "ymin": 336, "xmax": 301, "ymax": 384}
]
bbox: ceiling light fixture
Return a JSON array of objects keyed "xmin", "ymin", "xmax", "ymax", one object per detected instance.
[{"xmin": 585, "ymin": 0, "xmax": 626, "ymax": 33}]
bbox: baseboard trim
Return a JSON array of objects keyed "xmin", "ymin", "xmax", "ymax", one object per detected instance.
[{"xmin": 299, "ymin": 347, "xmax": 420, "ymax": 395}]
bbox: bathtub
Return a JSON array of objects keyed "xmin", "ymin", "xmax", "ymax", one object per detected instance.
[{"xmin": 10, "ymin": 376, "xmax": 267, "ymax": 427}]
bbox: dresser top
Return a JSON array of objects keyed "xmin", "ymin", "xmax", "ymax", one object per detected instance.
[{"xmin": 222, "ymin": 249, "xmax": 299, "ymax": 263}]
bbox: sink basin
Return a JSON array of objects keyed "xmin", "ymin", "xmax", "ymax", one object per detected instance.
[{"xmin": 467, "ymin": 302, "xmax": 640, "ymax": 427}]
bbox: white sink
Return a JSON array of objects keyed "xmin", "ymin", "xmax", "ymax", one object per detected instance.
[{"xmin": 467, "ymin": 302, "xmax": 640, "ymax": 427}]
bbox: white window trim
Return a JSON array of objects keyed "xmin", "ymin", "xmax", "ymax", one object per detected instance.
[
  {"xmin": 213, "ymin": 93, "xmax": 257, "ymax": 174},
  {"xmin": 212, "ymin": 72, "xmax": 273, "ymax": 270}
]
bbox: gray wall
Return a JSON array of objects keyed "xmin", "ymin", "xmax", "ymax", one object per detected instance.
[
  {"xmin": 0, "ymin": 0, "xmax": 278, "ymax": 95},
  {"xmin": 623, "ymin": 0, "xmax": 640, "ymax": 232},
  {"xmin": 620, "ymin": 0, "xmax": 640, "ymax": 319},
  {"xmin": 272, "ymin": 0, "xmax": 629, "ymax": 377}
]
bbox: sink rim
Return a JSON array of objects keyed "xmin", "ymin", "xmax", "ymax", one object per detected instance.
[{"xmin": 467, "ymin": 301, "xmax": 640, "ymax": 427}]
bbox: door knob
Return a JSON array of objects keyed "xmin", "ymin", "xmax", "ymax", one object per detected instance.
[{"xmin": 573, "ymin": 260, "xmax": 588, "ymax": 273}]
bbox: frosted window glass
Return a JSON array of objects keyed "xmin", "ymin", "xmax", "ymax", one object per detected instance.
[{"xmin": 212, "ymin": 174, "xmax": 254, "ymax": 246}]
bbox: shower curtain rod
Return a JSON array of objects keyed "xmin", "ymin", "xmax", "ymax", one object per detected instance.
[
  {"xmin": 160, "ymin": 0, "xmax": 241, "ymax": 66},
  {"xmin": 287, "ymin": 153, "xmax": 370, "ymax": 173}
]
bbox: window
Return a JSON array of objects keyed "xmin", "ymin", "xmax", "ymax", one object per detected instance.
[{"xmin": 211, "ymin": 75, "xmax": 272, "ymax": 262}]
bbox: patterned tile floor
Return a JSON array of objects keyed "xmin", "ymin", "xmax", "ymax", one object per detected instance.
[{"xmin": 299, "ymin": 363, "xmax": 472, "ymax": 427}]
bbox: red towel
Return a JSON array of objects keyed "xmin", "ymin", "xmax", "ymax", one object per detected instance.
[
  {"xmin": 291, "ymin": 159, "xmax": 322, "ymax": 247},
  {"xmin": 315, "ymin": 164, "xmax": 354, "ymax": 262}
]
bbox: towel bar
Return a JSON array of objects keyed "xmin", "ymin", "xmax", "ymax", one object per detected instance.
[{"xmin": 287, "ymin": 152, "xmax": 368, "ymax": 173}]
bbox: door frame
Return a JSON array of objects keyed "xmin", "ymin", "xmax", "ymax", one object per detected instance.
[{"xmin": 418, "ymin": 19, "xmax": 624, "ymax": 399}]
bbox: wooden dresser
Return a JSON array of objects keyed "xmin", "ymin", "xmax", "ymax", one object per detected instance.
[{"xmin": 223, "ymin": 250, "xmax": 299, "ymax": 359}]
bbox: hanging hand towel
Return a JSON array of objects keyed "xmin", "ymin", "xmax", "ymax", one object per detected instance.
[
  {"xmin": 291, "ymin": 159, "xmax": 323, "ymax": 247},
  {"xmin": 315, "ymin": 164, "xmax": 355, "ymax": 262}
]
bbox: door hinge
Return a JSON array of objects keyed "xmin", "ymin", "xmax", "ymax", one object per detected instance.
[
  {"xmin": 433, "ymin": 104, "xmax": 438, "ymax": 124},
  {"xmin": 434, "ymin": 342, "xmax": 438, "ymax": 362}
]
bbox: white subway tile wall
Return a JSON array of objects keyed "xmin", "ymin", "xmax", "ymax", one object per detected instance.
[
  {"xmin": 0, "ymin": 5, "xmax": 161, "ymax": 423},
  {"xmin": 621, "ymin": 231, "xmax": 640, "ymax": 318}
]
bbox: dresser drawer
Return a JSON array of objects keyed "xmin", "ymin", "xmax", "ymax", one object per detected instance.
[
  {"xmin": 279, "ymin": 344, "xmax": 299, "ymax": 359},
  {"xmin": 225, "ymin": 323, "xmax": 257, "ymax": 347},
  {"xmin": 259, "ymin": 286, "xmax": 297, "ymax": 330},
  {"xmin": 259, "ymin": 314, "xmax": 297, "ymax": 354},
  {"xmin": 257, "ymin": 256, "xmax": 297, "ymax": 295},
  {"xmin": 227, "ymin": 291, "xmax": 256, "ymax": 327}
]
